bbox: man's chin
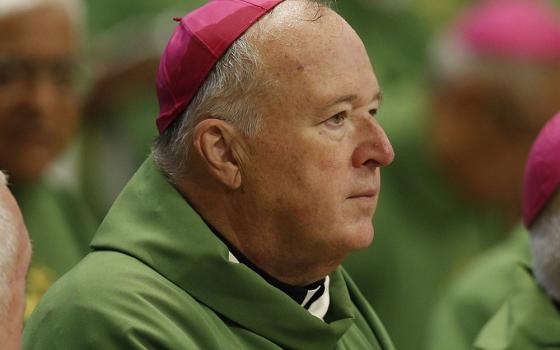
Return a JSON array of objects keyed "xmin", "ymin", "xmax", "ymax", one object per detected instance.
[{"xmin": 344, "ymin": 224, "xmax": 375, "ymax": 252}]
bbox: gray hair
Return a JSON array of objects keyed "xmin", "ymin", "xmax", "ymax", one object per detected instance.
[
  {"xmin": 530, "ymin": 189, "xmax": 560, "ymax": 302},
  {"xmin": 0, "ymin": 170, "xmax": 16, "ymax": 315},
  {"xmin": 152, "ymin": 0, "xmax": 332, "ymax": 182},
  {"xmin": 0, "ymin": 170, "xmax": 6, "ymax": 187},
  {"xmin": 152, "ymin": 32, "xmax": 265, "ymax": 181}
]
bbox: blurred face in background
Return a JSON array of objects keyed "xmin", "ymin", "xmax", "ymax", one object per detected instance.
[
  {"xmin": 431, "ymin": 62, "xmax": 560, "ymax": 221},
  {"xmin": 0, "ymin": 4, "xmax": 80, "ymax": 184}
]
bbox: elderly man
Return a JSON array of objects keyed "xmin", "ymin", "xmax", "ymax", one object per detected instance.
[
  {"xmin": 0, "ymin": 0, "xmax": 97, "ymax": 317},
  {"xmin": 472, "ymin": 112, "xmax": 560, "ymax": 349},
  {"xmin": 23, "ymin": 0, "xmax": 395, "ymax": 348},
  {"xmin": 0, "ymin": 171, "xmax": 32, "ymax": 350},
  {"xmin": 423, "ymin": 1, "xmax": 560, "ymax": 348}
]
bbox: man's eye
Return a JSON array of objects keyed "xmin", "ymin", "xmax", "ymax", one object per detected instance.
[
  {"xmin": 51, "ymin": 61, "xmax": 76, "ymax": 88},
  {"xmin": 369, "ymin": 109, "xmax": 378, "ymax": 117},
  {"xmin": 326, "ymin": 112, "xmax": 346, "ymax": 126},
  {"xmin": 0, "ymin": 61, "xmax": 28, "ymax": 85}
]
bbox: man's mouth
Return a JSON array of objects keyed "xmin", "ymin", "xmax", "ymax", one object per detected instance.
[{"xmin": 347, "ymin": 189, "xmax": 378, "ymax": 199}]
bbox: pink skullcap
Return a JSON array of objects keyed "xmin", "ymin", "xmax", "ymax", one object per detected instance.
[
  {"xmin": 523, "ymin": 112, "xmax": 560, "ymax": 228},
  {"xmin": 455, "ymin": 0, "xmax": 560, "ymax": 61},
  {"xmin": 156, "ymin": 0, "xmax": 285, "ymax": 134}
]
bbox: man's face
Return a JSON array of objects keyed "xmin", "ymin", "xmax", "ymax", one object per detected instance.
[
  {"xmin": 0, "ymin": 5, "xmax": 80, "ymax": 184},
  {"xmin": 235, "ymin": 8, "xmax": 394, "ymax": 266}
]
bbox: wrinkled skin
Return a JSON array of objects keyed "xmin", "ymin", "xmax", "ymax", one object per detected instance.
[{"xmin": 224, "ymin": 3, "xmax": 394, "ymax": 285}]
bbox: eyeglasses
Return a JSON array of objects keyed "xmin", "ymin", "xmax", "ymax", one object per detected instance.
[{"xmin": 0, "ymin": 55, "xmax": 78, "ymax": 92}]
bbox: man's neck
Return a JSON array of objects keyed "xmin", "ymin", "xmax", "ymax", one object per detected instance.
[
  {"xmin": 209, "ymin": 224, "xmax": 325, "ymax": 301},
  {"xmin": 177, "ymin": 177, "xmax": 341, "ymax": 286}
]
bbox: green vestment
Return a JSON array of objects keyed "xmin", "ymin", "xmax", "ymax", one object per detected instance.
[
  {"xmin": 424, "ymin": 226, "xmax": 530, "ymax": 350},
  {"xmin": 23, "ymin": 158, "xmax": 395, "ymax": 350},
  {"xmin": 472, "ymin": 264, "xmax": 560, "ymax": 350}
]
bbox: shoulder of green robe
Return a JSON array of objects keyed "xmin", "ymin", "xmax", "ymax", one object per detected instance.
[
  {"xmin": 23, "ymin": 252, "xmax": 394, "ymax": 350},
  {"xmin": 472, "ymin": 265, "xmax": 560, "ymax": 350},
  {"xmin": 23, "ymin": 251, "xmax": 231, "ymax": 350},
  {"xmin": 424, "ymin": 226, "xmax": 531, "ymax": 350}
]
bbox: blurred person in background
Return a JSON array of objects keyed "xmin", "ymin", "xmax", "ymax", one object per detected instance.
[
  {"xmin": 341, "ymin": 1, "xmax": 513, "ymax": 348},
  {"xmin": 429, "ymin": 0, "xmax": 560, "ymax": 225},
  {"xmin": 424, "ymin": 1, "xmax": 560, "ymax": 349},
  {"xmin": 0, "ymin": 0, "xmax": 97, "ymax": 318},
  {"xmin": 0, "ymin": 171, "xmax": 32, "ymax": 350},
  {"xmin": 472, "ymin": 112, "xmax": 560, "ymax": 350}
]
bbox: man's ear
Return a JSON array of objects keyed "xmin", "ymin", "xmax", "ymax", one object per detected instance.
[{"xmin": 193, "ymin": 119, "xmax": 242, "ymax": 189}]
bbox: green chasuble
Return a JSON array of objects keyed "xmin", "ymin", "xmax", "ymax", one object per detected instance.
[
  {"xmin": 23, "ymin": 158, "xmax": 395, "ymax": 350},
  {"xmin": 472, "ymin": 264, "xmax": 560, "ymax": 350},
  {"xmin": 424, "ymin": 226, "xmax": 530, "ymax": 350},
  {"xmin": 11, "ymin": 181, "xmax": 97, "ymax": 318}
]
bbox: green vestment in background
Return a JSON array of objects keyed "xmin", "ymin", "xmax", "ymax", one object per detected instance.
[
  {"xmin": 424, "ymin": 226, "xmax": 530, "ymax": 350},
  {"xmin": 472, "ymin": 264, "xmax": 560, "ymax": 350}
]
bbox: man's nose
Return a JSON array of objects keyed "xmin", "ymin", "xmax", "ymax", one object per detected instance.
[
  {"xmin": 351, "ymin": 116, "xmax": 394, "ymax": 169},
  {"xmin": 25, "ymin": 74, "xmax": 59, "ymax": 126}
]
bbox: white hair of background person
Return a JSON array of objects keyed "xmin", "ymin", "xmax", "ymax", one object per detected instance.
[
  {"xmin": 0, "ymin": 0, "xmax": 83, "ymax": 26},
  {"xmin": 429, "ymin": 30, "xmax": 547, "ymax": 100},
  {"xmin": 0, "ymin": 170, "xmax": 17, "ymax": 315},
  {"xmin": 530, "ymin": 190, "xmax": 560, "ymax": 302}
]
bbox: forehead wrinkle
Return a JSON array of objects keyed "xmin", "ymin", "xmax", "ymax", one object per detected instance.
[
  {"xmin": 320, "ymin": 90, "xmax": 382, "ymax": 114},
  {"xmin": 249, "ymin": 2, "xmax": 376, "ymax": 116},
  {"xmin": 254, "ymin": 8, "xmax": 350, "ymax": 77},
  {"xmin": 333, "ymin": 91, "xmax": 382, "ymax": 105}
]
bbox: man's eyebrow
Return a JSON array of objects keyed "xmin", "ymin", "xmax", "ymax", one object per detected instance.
[
  {"xmin": 376, "ymin": 91, "xmax": 384, "ymax": 105},
  {"xmin": 326, "ymin": 91, "xmax": 383, "ymax": 107}
]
